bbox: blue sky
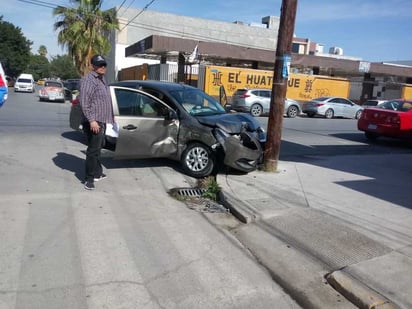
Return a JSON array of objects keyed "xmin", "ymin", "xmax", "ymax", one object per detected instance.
[{"xmin": 2, "ymin": 0, "xmax": 412, "ymax": 62}]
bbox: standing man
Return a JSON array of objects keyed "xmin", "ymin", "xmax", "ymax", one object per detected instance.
[{"xmin": 80, "ymin": 54, "xmax": 114, "ymax": 190}]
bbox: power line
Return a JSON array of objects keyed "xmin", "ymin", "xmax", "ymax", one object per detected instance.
[
  {"xmin": 17, "ymin": 0, "xmax": 56, "ymax": 9},
  {"xmin": 118, "ymin": 0, "xmax": 137, "ymax": 18},
  {"xmin": 115, "ymin": 0, "xmax": 128, "ymax": 14},
  {"xmin": 120, "ymin": 0, "xmax": 155, "ymax": 31},
  {"xmin": 124, "ymin": 20, "xmax": 275, "ymax": 52},
  {"xmin": 16, "ymin": 0, "xmax": 274, "ymax": 52}
]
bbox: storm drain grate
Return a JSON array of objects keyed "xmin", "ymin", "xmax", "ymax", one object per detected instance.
[
  {"xmin": 173, "ymin": 187, "xmax": 207, "ymax": 197},
  {"xmin": 169, "ymin": 187, "xmax": 229, "ymax": 213}
]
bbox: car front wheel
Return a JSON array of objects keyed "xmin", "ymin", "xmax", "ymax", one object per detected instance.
[
  {"xmin": 181, "ymin": 143, "xmax": 215, "ymax": 178},
  {"xmin": 250, "ymin": 104, "xmax": 263, "ymax": 117},
  {"xmin": 355, "ymin": 110, "xmax": 362, "ymax": 119}
]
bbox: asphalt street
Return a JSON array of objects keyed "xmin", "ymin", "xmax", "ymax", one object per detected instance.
[{"xmin": 1, "ymin": 90, "xmax": 412, "ymax": 308}]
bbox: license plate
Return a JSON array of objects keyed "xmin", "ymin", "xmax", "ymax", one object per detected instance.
[{"xmin": 368, "ymin": 124, "xmax": 377, "ymax": 130}]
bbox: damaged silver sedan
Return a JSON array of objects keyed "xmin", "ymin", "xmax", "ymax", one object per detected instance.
[{"xmin": 70, "ymin": 80, "xmax": 266, "ymax": 178}]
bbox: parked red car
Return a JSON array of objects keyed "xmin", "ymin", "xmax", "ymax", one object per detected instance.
[{"xmin": 357, "ymin": 99, "xmax": 412, "ymax": 143}]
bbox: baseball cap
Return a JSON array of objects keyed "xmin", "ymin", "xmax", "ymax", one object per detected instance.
[{"xmin": 91, "ymin": 55, "xmax": 107, "ymax": 66}]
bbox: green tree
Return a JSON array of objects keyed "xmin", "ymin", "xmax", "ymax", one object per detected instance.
[
  {"xmin": 0, "ymin": 16, "xmax": 32, "ymax": 77},
  {"xmin": 49, "ymin": 54, "xmax": 79, "ymax": 80},
  {"xmin": 28, "ymin": 54, "xmax": 50, "ymax": 81},
  {"xmin": 38, "ymin": 45, "xmax": 48, "ymax": 57},
  {"xmin": 53, "ymin": 0, "xmax": 119, "ymax": 76}
]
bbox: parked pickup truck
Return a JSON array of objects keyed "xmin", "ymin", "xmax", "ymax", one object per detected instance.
[{"xmin": 357, "ymin": 99, "xmax": 412, "ymax": 144}]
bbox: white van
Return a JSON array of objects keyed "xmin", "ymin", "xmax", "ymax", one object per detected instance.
[{"xmin": 14, "ymin": 73, "xmax": 35, "ymax": 93}]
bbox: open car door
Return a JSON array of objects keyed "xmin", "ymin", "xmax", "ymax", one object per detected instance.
[
  {"xmin": 219, "ymin": 85, "xmax": 228, "ymax": 108},
  {"xmin": 110, "ymin": 86, "xmax": 179, "ymax": 159}
]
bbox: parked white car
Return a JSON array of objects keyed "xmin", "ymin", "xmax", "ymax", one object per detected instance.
[
  {"xmin": 231, "ymin": 88, "xmax": 301, "ymax": 118},
  {"xmin": 302, "ymin": 96, "xmax": 363, "ymax": 119}
]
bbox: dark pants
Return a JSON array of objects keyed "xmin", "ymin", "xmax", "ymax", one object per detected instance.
[{"xmin": 83, "ymin": 122, "xmax": 105, "ymax": 182}]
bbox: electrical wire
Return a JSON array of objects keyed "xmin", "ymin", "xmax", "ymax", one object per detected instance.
[
  {"xmin": 15, "ymin": 0, "xmax": 273, "ymax": 51},
  {"xmin": 16, "ymin": 0, "xmax": 56, "ymax": 9},
  {"xmin": 118, "ymin": 0, "xmax": 137, "ymax": 18},
  {"xmin": 116, "ymin": 0, "xmax": 128, "ymax": 14},
  {"xmin": 124, "ymin": 19, "xmax": 275, "ymax": 51},
  {"xmin": 120, "ymin": 0, "xmax": 155, "ymax": 31}
]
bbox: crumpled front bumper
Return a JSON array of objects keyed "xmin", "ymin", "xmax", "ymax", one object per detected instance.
[{"xmin": 221, "ymin": 131, "xmax": 263, "ymax": 173}]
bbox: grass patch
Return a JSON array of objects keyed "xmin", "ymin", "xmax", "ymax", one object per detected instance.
[{"xmin": 197, "ymin": 176, "xmax": 221, "ymax": 201}]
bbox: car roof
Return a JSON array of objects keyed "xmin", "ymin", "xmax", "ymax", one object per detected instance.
[
  {"xmin": 110, "ymin": 80, "xmax": 197, "ymax": 92},
  {"xmin": 235, "ymin": 88, "xmax": 270, "ymax": 91}
]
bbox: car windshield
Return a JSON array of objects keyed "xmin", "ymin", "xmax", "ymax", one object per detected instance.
[
  {"xmin": 45, "ymin": 81, "xmax": 62, "ymax": 88},
  {"xmin": 18, "ymin": 78, "xmax": 32, "ymax": 83},
  {"xmin": 169, "ymin": 88, "xmax": 226, "ymax": 116}
]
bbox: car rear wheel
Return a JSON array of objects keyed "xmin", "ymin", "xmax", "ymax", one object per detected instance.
[
  {"xmin": 286, "ymin": 105, "xmax": 299, "ymax": 118},
  {"xmin": 355, "ymin": 110, "xmax": 362, "ymax": 119},
  {"xmin": 325, "ymin": 109, "xmax": 334, "ymax": 119},
  {"xmin": 181, "ymin": 143, "xmax": 215, "ymax": 178},
  {"xmin": 250, "ymin": 104, "xmax": 263, "ymax": 117}
]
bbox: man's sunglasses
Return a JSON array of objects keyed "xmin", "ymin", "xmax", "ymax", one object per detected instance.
[{"xmin": 97, "ymin": 64, "xmax": 107, "ymax": 68}]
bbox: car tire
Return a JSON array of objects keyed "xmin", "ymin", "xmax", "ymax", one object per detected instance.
[
  {"xmin": 355, "ymin": 110, "xmax": 362, "ymax": 119},
  {"xmin": 365, "ymin": 132, "xmax": 378, "ymax": 140},
  {"xmin": 325, "ymin": 109, "xmax": 334, "ymax": 119},
  {"xmin": 250, "ymin": 104, "xmax": 263, "ymax": 117},
  {"xmin": 181, "ymin": 142, "xmax": 215, "ymax": 178},
  {"xmin": 286, "ymin": 105, "xmax": 299, "ymax": 118}
]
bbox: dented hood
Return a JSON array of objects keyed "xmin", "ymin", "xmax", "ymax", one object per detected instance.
[{"xmin": 195, "ymin": 113, "xmax": 261, "ymax": 133}]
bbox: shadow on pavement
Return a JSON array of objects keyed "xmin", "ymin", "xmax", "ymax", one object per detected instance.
[
  {"xmin": 61, "ymin": 131, "xmax": 87, "ymax": 145},
  {"xmin": 52, "ymin": 152, "xmax": 84, "ymax": 182},
  {"xmin": 278, "ymin": 137, "xmax": 412, "ymax": 210}
]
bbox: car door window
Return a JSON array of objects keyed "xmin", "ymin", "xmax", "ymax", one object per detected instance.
[
  {"xmin": 329, "ymin": 98, "xmax": 341, "ymax": 104},
  {"xmin": 261, "ymin": 91, "xmax": 271, "ymax": 98},
  {"xmin": 341, "ymin": 99, "xmax": 352, "ymax": 106},
  {"xmin": 115, "ymin": 88, "xmax": 168, "ymax": 117}
]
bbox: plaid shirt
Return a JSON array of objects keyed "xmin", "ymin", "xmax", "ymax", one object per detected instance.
[{"xmin": 80, "ymin": 70, "xmax": 114, "ymax": 124}]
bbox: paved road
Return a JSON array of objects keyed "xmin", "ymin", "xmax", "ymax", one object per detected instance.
[
  {"xmin": 1, "ymin": 91, "xmax": 411, "ymax": 308},
  {"xmin": 0, "ymin": 91, "xmax": 301, "ymax": 308}
]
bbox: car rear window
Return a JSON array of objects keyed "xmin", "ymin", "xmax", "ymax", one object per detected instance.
[
  {"xmin": 45, "ymin": 81, "xmax": 62, "ymax": 87},
  {"xmin": 17, "ymin": 78, "xmax": 32, "ymax": 83},
  {"xmin": 234, "ymin": 89, "xmax": 248, "ymax": 96},
  {"xmin": 312, "ymin": 97, "xmax": 330, "ymax": 102}
]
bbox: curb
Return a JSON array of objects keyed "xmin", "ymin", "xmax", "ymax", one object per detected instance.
[
  {"xmin": 326, "ymin": 270, "xmax": 400, "ymax": 309},
  {"xmin": 218, "ymin": 190, "xmax": 254, "ymax": 224}
]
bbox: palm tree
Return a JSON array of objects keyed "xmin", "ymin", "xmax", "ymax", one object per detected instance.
[
  {"xmin": 38, "ymin": 45, "xmax": 48, "ymax": 57},
  {"xmin": 53, "ymin": 0, "xmax": 119, "ymax": 75}
]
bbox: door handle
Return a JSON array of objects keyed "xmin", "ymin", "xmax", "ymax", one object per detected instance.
[{"xmin": 123, "ymin": 124, "xmax": 137, "ymax": 130}]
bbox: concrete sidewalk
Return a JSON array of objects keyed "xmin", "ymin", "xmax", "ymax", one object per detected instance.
[{"xmin": 215, "ymin": 154, "xmax": 412, "ymax": 309}]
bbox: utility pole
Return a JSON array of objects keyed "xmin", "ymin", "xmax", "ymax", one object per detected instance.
[{"xmin": 263, "ymin": 0, "xmax": 298, "ymax": 172}]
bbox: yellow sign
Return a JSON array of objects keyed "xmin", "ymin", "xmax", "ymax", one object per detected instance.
[
  {"xmin": 402, "ymin": 84, "xmax": 412, "ymax": 99},
  {"xmin": 203, "ymin": 65, "xmax": 350, "ymax": 101}
]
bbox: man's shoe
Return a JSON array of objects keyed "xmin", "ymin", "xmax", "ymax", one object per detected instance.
[
  {"xmin": 84, "ymin": 181, "xmax": 95, "ymax": 190},
  {"xmin": 94, "ymin": 173, "xmax": 107, "ymax": 182}
]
